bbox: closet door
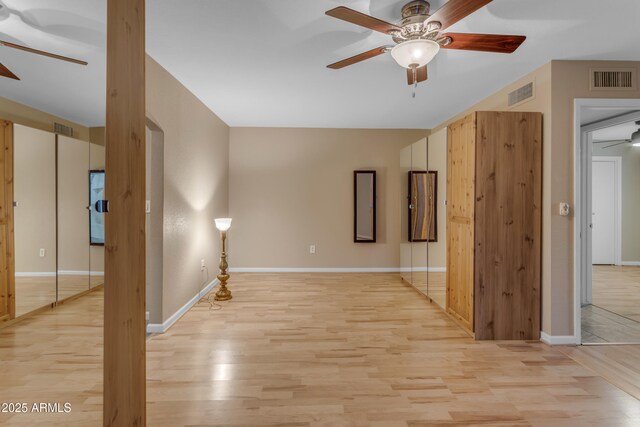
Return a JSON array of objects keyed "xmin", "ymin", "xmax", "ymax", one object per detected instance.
[
  {"xmin": 0, "ymin": 121, "xmax": 14, "ymax": 321},
  {"xmin": 446, "ymin": 114, "xmax": 475, "ymax": 332},
  {"xmin": 474, "ymin": 112, "xmax": 541, "ymax": 340},
  {"xmin": 57, "ymin": 135, "xmax": 90, "ymax": 300},
  {"xmin": 13, "ymin": 125, "xmax": 57, "ymax": 317}
]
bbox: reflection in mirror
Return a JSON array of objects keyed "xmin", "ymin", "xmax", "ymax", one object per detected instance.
[
  {"xmin": 400, "ymin": 144, "xmax": 412, "ymax": 284},
  {"xmin": 410, "ymin": 137, "xmax": 428, "ymax": 296},
  {"xmin": 409, "ymin": 171, "xmax": 437, "ymax": 242},
  {"xmin": 13, "ymin": 125, "xmax": 57, "ymax": 316},
  {"xmin": 354, "ymin": 171, "xmax": 376, "ymax": 243},
  {"xmin": 57, "ymin": 135, "xmax": 90, "ymax": 300},
  {"xmin": 89, "ymin": 129, "xmax": 106, "ymax": 288},
  {"xmin": 426, "ymin": 127, "xmax": 448, "ymax": 309}
]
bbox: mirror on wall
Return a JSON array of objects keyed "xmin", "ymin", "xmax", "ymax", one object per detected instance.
[
  {"xmin": 354, "ymin": 170, "xmax": 376, "ymax": 243},
  {"xmin": 400, "ymin": 143, "xmax": 413, "ymax": 284},
  {"xmin": 13, "ymin": 125, "xmax": 57, "ymax": 316},
  {"xmin": 57, "ymin": 135, "xmax": 91, "ymax": 300},
  {"xmin": 409, "ymin": 171, "xmax": 437, "ymax": 242}
]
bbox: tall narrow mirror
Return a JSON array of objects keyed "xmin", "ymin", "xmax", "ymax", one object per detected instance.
[
  {"xmin": 57, "ymin": 135, "xmax": 90, "ymax": 300},
  {"xmin": 13, "ymin": 125, "xmax": 57, "ymax": 316},
  {"xmin": 354, "ymin": 171, "xmax": 376, "ymax": 242}
]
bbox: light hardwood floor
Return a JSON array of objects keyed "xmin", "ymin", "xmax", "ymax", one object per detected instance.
[
  {"xmin": 1, "ymin": 273, "xmax": 639, "ymax": 426},
  {"xmin": 14, "ymin": 275, "xmax": 103, "ymax": 317},
  {"xmin": 592, "ymin": 266, "xmax": 640, "ymax": 322},
  {"xmin": 582, "ymin": 266, "xmax": 640, "ymax": 343}
]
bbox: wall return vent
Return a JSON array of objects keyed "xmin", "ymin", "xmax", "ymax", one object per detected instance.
[
  {"xmin": 590, "ymin": 68, "xmax": 637, "ymax": 91},
  {"xmin": 54, "ymin": 122, "xmax": 74, "ymax": 137},
  {"xmin": 508, "ymin": 82, "xmax": 534, "ymax": 107}
]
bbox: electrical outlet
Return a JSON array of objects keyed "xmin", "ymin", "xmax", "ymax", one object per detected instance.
[
  {"xmin": 559, "ymin": 203, "xmax": 570, "ymax": 217},
  {"xmin": 145, "ymin": 311, "xmax": 149, "ymax": 321},
  {"xmin": 309, "ymin": 245, "xmax": 316, "ymax": 254},
  {"xmin": 39, "ymin": 248, "xmax": 45, "ymax": 257},
  {"xmin": 146, "ymin": 200, "xmax": 151, "ymax": 213},
  {"xmin": 201, "ymin": 259, "xmax": 205, "ymax": 271}
]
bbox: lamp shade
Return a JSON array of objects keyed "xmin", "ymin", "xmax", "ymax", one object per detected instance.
[
  {"xmin": 215, "ymin": 218, "xmax": 232, "ymax": 231},
  {"xmin": 391, "ymin": 39, "xmax": 440, "ymax": 69}
]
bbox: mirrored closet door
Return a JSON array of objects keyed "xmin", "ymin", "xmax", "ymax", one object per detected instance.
[
  {"xmin": 13, "ymin": 125, "xmax": 57, "ymax": 316},
  {"xmin": 57, "ymin": 135, "xmax": 90, "ymax": 300}
]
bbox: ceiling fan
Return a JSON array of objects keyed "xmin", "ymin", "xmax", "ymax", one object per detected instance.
[
  {"xmin": 0, "ymin": 1, "xmax": 87, "ymax": 81},
  {"xmin": 594, "ymin": 121, "xmax": 640, "ymax": 149},
  {"xmin": 326, "ymin": 0, "xmax": 526, "ymax": 86}
]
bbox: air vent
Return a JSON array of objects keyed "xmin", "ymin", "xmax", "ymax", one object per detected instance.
[
  {"xmin": 590, "ymin": 68, "xmax": 636, "ymax": 91},
  {"xmin": 54, "ymin": 122, "xmax": 74, "ymax": 137},
  {"xmin": 507, "ymin": 82, "xmax": 534, "ymax": 107}
]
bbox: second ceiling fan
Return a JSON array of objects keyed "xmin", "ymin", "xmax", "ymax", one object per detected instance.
[{"xmin": 326, "ymin": 0, "xmax": 526, "ymax": 86}]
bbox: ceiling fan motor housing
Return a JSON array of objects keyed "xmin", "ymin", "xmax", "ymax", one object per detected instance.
[{"xmin": 394, "ymin": 1, "xmax": 440, "ymax": 44}]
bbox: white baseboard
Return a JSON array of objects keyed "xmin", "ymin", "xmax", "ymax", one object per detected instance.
[
  {"xmin": 146, "ymin": 279, "xmax": 218, "ymax": 334},
  {"xmin": 540, "ymin": 331, "xmax": 579, "ymax": 346},
  {"xmin": 621, "ymin": 261, "xmax": 640, "ymax": 266},
  {"xmin": 58, "ymin": 270, "xmax": 104, "ymax": 276},
  {"xmin": 16, "ymin": 272, "xmax": 56, "ymax": 277},
  {"xmin": 229, "ymin": 267, "xmax": 447, "ymax": 273}
]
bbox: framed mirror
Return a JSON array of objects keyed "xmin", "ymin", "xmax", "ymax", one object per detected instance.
[
  {"xmin": 409, "ymin": 171, "xmax": 437, "ymax": 242},
  {"xmin": 354, "ymin": 170, "xmax": 376, "ymax": 243}
]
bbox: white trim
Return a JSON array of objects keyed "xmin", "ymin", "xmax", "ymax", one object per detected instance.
[
  {"xmin": 58, "ymin": 270, "xmax": 105, "ymax": 276},
  {"xmin": 592, "ymin": 156, "xmax": 622, "ymax": 266},
  {"xmin": 573, "ymin": 98, "xmax": 640, "ymax": 345},
  {"xmin": 229, "ymin": 267, "xmax": 447, "ymax": 273},
  {"xmin": 15, "ymin": 272, "xmax": 56, "ymax": 277},
  {"xmin": 146, "ymin": 279, "xmax": 218, "ymax": 334},
  {"xmin": 540, "ymin": 331, "xmax": 579, "ymax": 346},
  {"xmin": 621, "ymin": 261, "xmax": 640, "ymax": 266}
]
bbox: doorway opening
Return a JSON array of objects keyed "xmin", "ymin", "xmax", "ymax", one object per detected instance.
[{"xmin": 575, "ymin": 99, "xmax": 640, "ymax": 344}]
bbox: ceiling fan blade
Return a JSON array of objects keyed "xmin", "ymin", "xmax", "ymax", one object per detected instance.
[
  {"xmin": 603, "ymin": 141, "xmax": 631, "ymax": 149},
  {"xmin": 326, "ymin": 7, "xmax": 401, "ymax": 34},
  {"xmin": 0, "ymin": 40, "xmax": 88, "ymax": 65},
  {"xmin": 593, "ymin": 139, "xmax": 630, "ymax": 144},
  {"xmin": 426, "ymin": 0, "xmax": 493, "ymax": 31},
  {"xmin": 407, "ymin": 65, "xmax": 428, "ymax": 85},
  {"xmin": 0, "ymin": 62, "xmax": 19, "ymax": 80},
  {"xmin": 327, "ymin": 46, "xmax": 388, "ymax": 70},
  {"xmin": 440, "ymin": 33, "xmax": 526, "ymax": 53}
]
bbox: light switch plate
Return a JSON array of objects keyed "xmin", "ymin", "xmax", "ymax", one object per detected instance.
[
  {"xmin": 146, "ymin": 200, "xmax": 151, "ymax": 213},
  {"xmin": 559, "ymin": 203, "xmax": 570, "ymax": 217}
]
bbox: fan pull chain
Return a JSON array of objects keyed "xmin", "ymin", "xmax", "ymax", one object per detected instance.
[{"xmin": 412, "ymin": 67, "xmax": 418, "ymax": 98}]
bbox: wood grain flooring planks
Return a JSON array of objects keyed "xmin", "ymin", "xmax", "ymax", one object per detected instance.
[{"xmin": 0, "ymin": 273, "xmax": 638, "ymax": 426}]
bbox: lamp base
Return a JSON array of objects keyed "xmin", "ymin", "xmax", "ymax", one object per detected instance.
[{"xmin": 214, "ymin": 278, "xmax": 232, "ymax": 301}]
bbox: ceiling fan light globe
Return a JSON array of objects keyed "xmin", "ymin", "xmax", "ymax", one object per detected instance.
[{"xmin": 391, "ymin": 39, "xmax": 440, "ymax": 69}]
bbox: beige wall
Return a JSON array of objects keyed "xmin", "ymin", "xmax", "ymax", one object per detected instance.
[
  {"xmin": 14, "ymin": 125, "xmax": 57, "ymax": 274},
  {"xmin": 229, "ymin": 128, "xmax": 426, "ymax": 269},
  {"xmin": 592, "ymin": 143, "xmax": 640, "ymax": 262},
  {"xmin": 432, "ymin": 60, "xmax": 640, "ymax": 337},
  {"xmin": 0, "ymin": 95, "xmax": 90, "ymax": 142},
  {"xmin": 146, "ymin": 55, "xmax": 230, "ymax": 323}
]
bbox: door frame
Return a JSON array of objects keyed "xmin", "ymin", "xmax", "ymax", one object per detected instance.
[{"xmin": 573, "ymin": 99, "xmax": 640, "ymax": 344}]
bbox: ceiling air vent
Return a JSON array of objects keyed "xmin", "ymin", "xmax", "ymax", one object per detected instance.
[
  {"xmin": 507, "ymin": 82, "xmax": 534, "ymax": 107},
  {"xmin": 54, "ymin": 122, "xmax": 74, "ymax": 137},
  {"xmin": 590, "ymin": 68, "xmax": 636, "ymax": 91}
]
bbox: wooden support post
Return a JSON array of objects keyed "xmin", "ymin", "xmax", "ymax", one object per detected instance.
[{"xmin": 104, "ymin": 0, "xmax": 146, "ymax": 426}]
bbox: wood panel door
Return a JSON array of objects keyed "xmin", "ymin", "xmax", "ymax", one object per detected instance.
[
  {"xmin": 446, "ymin": 114, "xmax": 476, "ymax": 332},
  {"xmin": 0, "ymin": 121, "xmax": 15, "ymax": 322},
  {"xmin": 474, "ymin": 111, "xmax": 542, "ymax": 340}
]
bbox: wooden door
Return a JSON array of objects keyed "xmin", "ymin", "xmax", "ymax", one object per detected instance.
[
  {"xmin": 0, "ymin": 120, "xmax": 15, "ymax": 322},
  {"xmin": 474, "ymin": 111, "xmax": 542, "ymax": 340},
  {"xmin": 446, "ymin": 114, "xmax": 476, "ymax": 332}
]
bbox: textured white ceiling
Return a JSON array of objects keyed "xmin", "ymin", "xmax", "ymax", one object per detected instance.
[
  {"xmin": 146, "ymin": 0, "xmax": 640, "ymax": 128},
  {"xmin": 1, "ymin": 1, "xmax": 640, "ymax": 128}
]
